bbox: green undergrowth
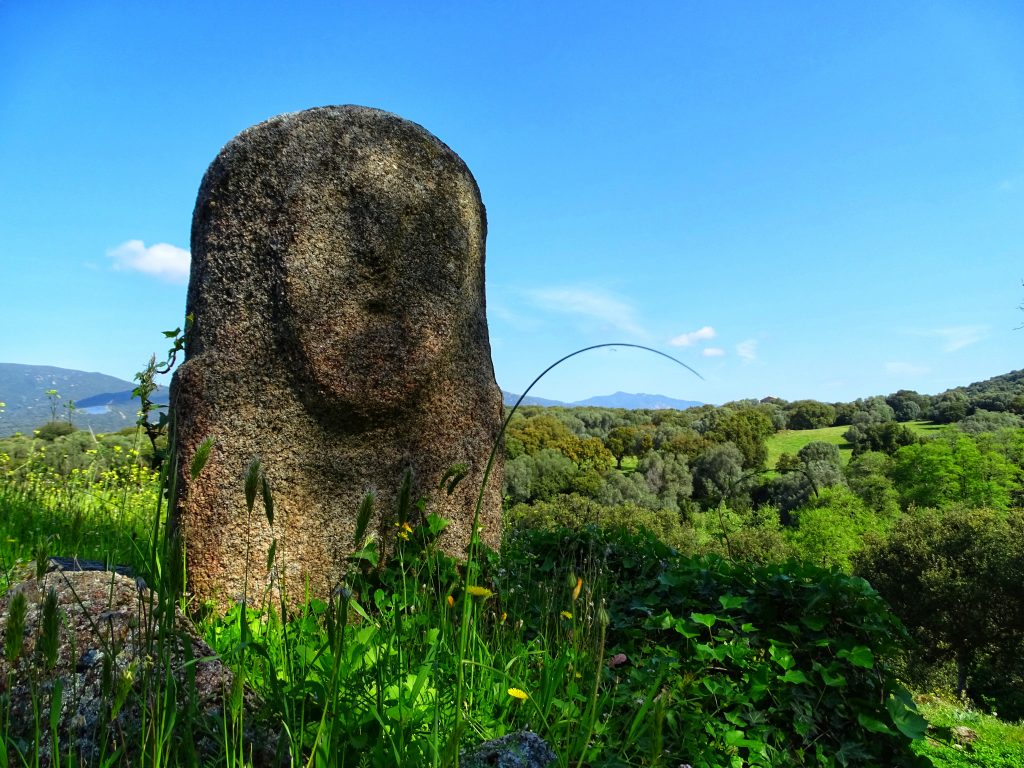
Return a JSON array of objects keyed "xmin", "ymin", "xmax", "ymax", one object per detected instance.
[
  {"xmin": 0, "ymin": 461, "xmax": 937, "ymax": 767},
  {"xmin": 0, "ymin": 471, "xmax": 156, "ymax": 591}
]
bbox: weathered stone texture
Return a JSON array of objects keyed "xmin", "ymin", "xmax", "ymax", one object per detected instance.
[{"xmin": 171, "ymin": 106, "xmax": 503, "ymax": 607}]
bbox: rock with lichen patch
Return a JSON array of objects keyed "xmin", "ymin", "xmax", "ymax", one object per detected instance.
[{"xmin": 460, "ymin": 730, "xmax": 557, "ymax": 768}]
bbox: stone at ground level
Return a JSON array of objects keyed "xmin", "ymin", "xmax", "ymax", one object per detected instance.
[
  {"xmin": 0, "ymin": 564, "xmax": 275, "ymax": 766},
  {"xmin": 460, "ymin": 730, "xmax": 557, "ymax": 768}
]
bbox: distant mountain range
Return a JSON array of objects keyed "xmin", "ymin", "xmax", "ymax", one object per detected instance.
[
  {"xmin": 0, "ymin": 363, "xmax": 703, "ymax": 437},
  {"xmin": 501, "ymin": 390, "xmax": 703, "ymax": 410},
  {"xmin": 0, "ymin": 363, "xmax": 167, "ymax": 436}
]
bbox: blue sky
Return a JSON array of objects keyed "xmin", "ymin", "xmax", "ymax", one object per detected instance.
[{"xmin": 2, "ymin": 1, "xmax": 1022, "ymax": 405}]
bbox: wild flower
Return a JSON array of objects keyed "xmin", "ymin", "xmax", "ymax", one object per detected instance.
[
  {"xmin": 571, "ymin": 577, "xmax": 583, "ymax": 602},
  {"xmin": 446, "ymin": 594, "xmax": 455, "ymax": 607},
  {"xmin": 466, "ymin": 585, "xmax": 493, "ymax": 599},
  {"xmin": 507, "ymin": 688, "xmax": 529, "ymax": 701},
  {"xmin": 561, "ymin": 611, "xmax": 573, "ymax": 620}
]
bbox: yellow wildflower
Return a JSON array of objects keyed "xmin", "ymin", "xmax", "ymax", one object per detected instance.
[
  {"xmin": 561, "ymin": 611, "xmax": 573, "ymax": 620},
  {"xmin": 447, "ymin": 595, "xmax": 455, "ymax": 608},
  {"xmin": 571, "ymin": 577, "xmax": 583, "ymax": 602},
  {"xmin": 466, "ymin": 585, "xmax": 494, "ymax": 599},
  {"xmin": 507, "ymin": 688, "xmax": 529, "ymax": 701}
]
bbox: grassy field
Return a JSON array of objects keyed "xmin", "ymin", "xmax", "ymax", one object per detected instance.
[
  {"xmin": 765, "ymin": 420, "xmax": 944, "ymax": 468},
  {"xmin": 765, "ymin": 425, "xmax": 853, "ymax": 467},
  {"xmin": 914, "ymin": 696, "xmax": 1024, "ymax": 767}
]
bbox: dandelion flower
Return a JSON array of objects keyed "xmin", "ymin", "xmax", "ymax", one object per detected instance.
[
  {"xmin": 507, "ymin": 687, "xmax": 529, "ymax": 701},
  {"xmin": 446, "ymin": 594, "xmax": 455, "ymax": 608},
  {"xmin": 466, "ymin": 585, "xmax": 494, "ymax": 599},
  {"xmin": 561, "ymin": 611, "xmax": 573, "ymax": 619}
]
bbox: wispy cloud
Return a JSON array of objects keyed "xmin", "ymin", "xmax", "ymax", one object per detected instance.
[
  {"xmin": 702, "ymin": 347, "xmax": 725, "ymax": 357},
  {"xmin": 907, "ymin": 325, "xmax": 990, "ymax": 352},
  {"xmin": 736, "ymin": 339, "xmax": 758, "ymax": 361},
  {"xmin": 529, "ymin": 286, "xmax": 645, "ymax": 336},
  {"xmin": 886, "ymin": 361, "xmax": 930, "ymax": 376},
  {"xmin": 669, "ymin": 325, "xmax": 716, "ymax": 347},
  {"xmin": 489, "ymin": 302, "xmax": 542, "ymax": 332},
  {"xmin": 108, "ymin": 240, "xmax": 191, "ymax": 283}
]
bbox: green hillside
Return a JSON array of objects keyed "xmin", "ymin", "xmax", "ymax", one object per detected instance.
[{"xmin": 0, "ymin": 363, "xmax": 139, "ymax": 435}]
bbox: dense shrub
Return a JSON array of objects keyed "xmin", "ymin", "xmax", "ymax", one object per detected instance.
[{"xmin": 501, "ymin": 526, "xmax": 930, "ymax": 767}]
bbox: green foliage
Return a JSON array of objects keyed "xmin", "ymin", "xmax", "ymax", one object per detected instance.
[
  {"xmin": 33, "ymin": 421, "xmax": 74, "ymax": 441},
  {"xmin": 785, "ymin": 400, "xmax": 837, "ymax": 430},
  {"xmin": 506, "ymin": 493, "xmax": 698, "ymax": 552},
  {"xmin": 931, "ymin": 391, "xmax": 972, "ymax": 424},
  {"xmin": 692, "ymin": 442, "xmax": 747, "ymax": 505},
  {"xmin": 856, "ymin": 506, "xmax": 1024, "ymax": 710},
  {"xmin": 503, "ymin": 525, "xmax": 930, "ymax": 767},
  {"xmin": 844, "ymin": 420, "xmax": 919, "ymax": 456},
  {"xmin": 890, "ymin": 432, "xmax": 1020, "ymax": 510},
  {"xmin": 787, "ymin": 487, "xmax": 887, "ymax": 571},
  {"xmin": 708, "ymin": 407, "xmax": 774, "ymax": 469},
  {"xmin": 845, "ymin": 451, "xmax": 900, "ymax": 515}
]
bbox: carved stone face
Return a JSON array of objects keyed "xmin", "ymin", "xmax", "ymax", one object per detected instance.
[{"xmin": 274, "ymin": 124, "xmax": 485, "ymax": 420}]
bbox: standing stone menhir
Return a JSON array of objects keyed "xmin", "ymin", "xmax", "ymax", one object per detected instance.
[{"xmin": 170, "ymin": 105, "xmax": 504, "ymax": 607}]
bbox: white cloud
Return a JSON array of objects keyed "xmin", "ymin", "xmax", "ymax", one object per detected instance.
[
  {"xmin": 108, "ymin": 240, "xmax": 191, "ymax": 283},
  {"xmin": 907, "ymin": 325, "xmax": 990, "ymax": 352},
  {"xmin": 886, "ymin": 361, "xmax": 930, "ymax": 376},
  {"xmin": 529, "ymin": 286, "xmax": 645, "ymax": 336},
  {"xmin": 736, "ymin": 339, "xmax": 758, "ymax": 360},
  {"xmin": 669, "ymin": 325, "xmax": 716, "ymax": 347},
  {"xmin": 702, "ymin": 347, "xmax": 725, "ymax": 357}
]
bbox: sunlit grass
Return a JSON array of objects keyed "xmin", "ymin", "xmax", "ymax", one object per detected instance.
[{"xmin": 765, "ymin": 425, "xmax": 853, "ymax": 468}]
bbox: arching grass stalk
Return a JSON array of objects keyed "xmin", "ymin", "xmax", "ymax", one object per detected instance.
[{"xmin": 450, "ymin": 343, "xmax": 702, "ymax": 764}]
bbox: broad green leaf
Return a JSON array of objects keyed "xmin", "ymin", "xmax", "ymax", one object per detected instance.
[
  {"xmin": 840, "ymin": 645, "xmax": 875, "ymax": 669},
  {"xmin": 886, "ymin": 696, "xmax": 928, "ymax": 740},
  {"xmin": 856, "ymin": 713, "xmax": 894, "ymax": 735},
  {"xmin": 690, "ymin": 612, "xmax": 718, "ymax": 628},
  {"xmin": 800, "ymin": 615, "xmax": 827, "ymax": 631}
]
